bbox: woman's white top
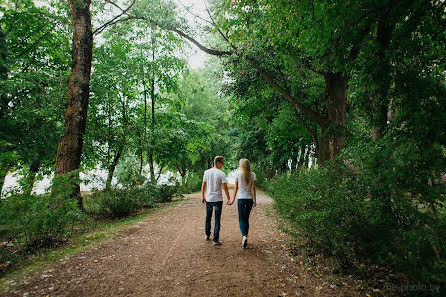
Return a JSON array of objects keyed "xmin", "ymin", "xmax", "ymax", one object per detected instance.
[{"xmin": 235, "ymin": 171, "xmax": 256, "ymax": 199}]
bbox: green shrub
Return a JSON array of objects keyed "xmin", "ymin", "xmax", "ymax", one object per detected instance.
[
  {"xmin": 154, "ymin": 183, "xmax": 181, "ymax": 202},
  {"xmin": 182, "ymin": 172, "xmax": 203, "ymax": 193},
  {"xmin": 252, "ymin": 166, "xmax": 269, "ymax": 189},
  {"xmin": 0, "ymin": 193, "xmax": 84, "ymax": 248},
  {"xmin": 90, "ymin": 182, "xmax": 180, "ymax": 218},
  {"xmin": 93, "ymin": 189, "xmax": 139, "ymax": 219},
  {"xmin": 268, "ymin": 140, "xmax": 446, "ymax": 295}
]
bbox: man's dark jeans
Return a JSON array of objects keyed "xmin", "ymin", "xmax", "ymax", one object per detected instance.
[
  {"xmin": 237, "ymin": 199, "xmax": 253, "ymax": 236},
  {"xmin": 205, "ymin": 201, "xmax": 223, "ymax": 242}
]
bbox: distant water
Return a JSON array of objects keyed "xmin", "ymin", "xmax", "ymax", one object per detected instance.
[
  {"xmin": 1, "ymin": 169, "xmax": 174, "ymax": 196},
  {"xmin": 2, "ymin": 168, "xmax": 238, "ymax": 197}
]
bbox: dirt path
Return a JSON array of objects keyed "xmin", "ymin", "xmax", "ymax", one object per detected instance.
[{"xmin": 1, "ymin": 190, "xmax": 371, "ymax": 297}]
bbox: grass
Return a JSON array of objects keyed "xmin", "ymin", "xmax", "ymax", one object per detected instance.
[{"xmin": 0, "ymin": 197, "xmax": 183, "ymax": 291}]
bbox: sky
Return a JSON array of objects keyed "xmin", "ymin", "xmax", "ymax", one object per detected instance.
[{"xmin": 175, "ymin": 0, "xmax": 210, "ymax": 69}]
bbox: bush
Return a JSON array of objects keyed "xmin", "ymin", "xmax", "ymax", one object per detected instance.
[
  {"xmin": 89, "ymin": 182, "xmax": 180, "ymax": 218},
  {"xmin": 92, "ymin": 189, "xmax": 140, "ymax": 219},
  {"xmin": 0, "ymin": 193, "xmax": 84, "ymax": 249},
  {"xmin": 268, "ymin": 140, "xmax": 446, "ymax": 295},
  {"xmin": 154, "ymin": 183, "xmax": 181, "ymax": 203},
  {"xmin": 182, "ymin": 172, "xmax": 203, "ymax": 193},
  {"xmin": 252, "ymin": 166, "xmax": 269, "ymax": 189}
]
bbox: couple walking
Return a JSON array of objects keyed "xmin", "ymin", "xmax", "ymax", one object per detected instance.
[{"xmin": 201, "ymin": 156, "xmax": 256, "ymax": 248}]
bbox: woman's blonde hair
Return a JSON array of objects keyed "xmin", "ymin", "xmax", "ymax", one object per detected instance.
[{"xmin": 239, "ymin": 158, "xmax": 252, "ymax": 186}]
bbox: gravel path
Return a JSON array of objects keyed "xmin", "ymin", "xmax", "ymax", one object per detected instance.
[{"xmin": 1, "ymin": 190, "xmax": 370, "ymax": 297}]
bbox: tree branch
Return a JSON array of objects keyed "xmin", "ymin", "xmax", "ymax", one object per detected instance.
[
  {"xmin": 203, "ymin": 0, "xmax": 238, "ymax": 52},
  {"xmin": 292, "ymin": 107, "xmax": 319, "ymax": 151},
  {"xmin": 15, "ymin": 26, "xmax": 55, "ymax": 59},
  {"xmin": 247, "ymin": 57, "xmax": 329, "ymax": 127},
  {"xmin": 95, "ymin": 2, "xmax": 327, "ymax": 127},
  {"xmin": 93, "ymin": 0, "xmax": 136, "ymax": 36},
  {"xmin": 156, "ymin": 161, "xmax": 165, "ymax": 182},
  {"xmin": 331, "ymin": 8, "xmax": 377, "ymax": 43}
]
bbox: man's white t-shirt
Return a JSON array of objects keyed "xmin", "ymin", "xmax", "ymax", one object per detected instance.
[
  {"xmin": 203, "ymin": 167, "xmax": 228, "ymax": 202},
  {"xmin": 235, "ymin": 171, "xmax": 256, "ymax": 199}
]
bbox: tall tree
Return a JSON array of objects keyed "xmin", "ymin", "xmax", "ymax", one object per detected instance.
[
  {"xmin": 54, "ymin": 0, "xmax": 93, "ymax": 208},
  {"xmin": 0, "ymin": 1, "xmax": 70, "ymax": 195}
]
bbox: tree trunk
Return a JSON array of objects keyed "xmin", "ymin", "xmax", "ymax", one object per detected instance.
[
  {"xmin": 177, "ymin": 161, "xmax": 187, "ymax": 184},
  {"xmin": 54, "ymin": 0, "xmax": 93, "ymax": 211},
  {"xmin": 0, "ymin": 24, "xmax": 8, "ymax": 134},
  {"xmin": 155, "ymin": 161, "xmax": 165, "ymax": 182},
  {"xmin": 371, "ymin": 9, "xmax": 393, "ymax": 141},
  {"xmin": 318, "ymin": 72, "xmax": 348, "ymax": 164},
  {"xmin": 148, "ymin": 67, "xmax": 155, "ymax": 182},
  {"xmin": 148, "ymin": 153, "xmax": 155, "ymax": 183},
  {"xmin": 318, "ymin": 131, "xmax": 331, "ymax": 165},
  {"xmin": 141, "ymin": 59, "xmax": 148, "ymax": 176},
  {"xmin": 106, "ymin": 147, "xmax": 123, "ymax": 190},
  {"xmin": 24, "ymin": 160, "xmax": 40, "ymax": 196},
  {"xmin": 136, "ymin": 128, "xmax": 143, "ymax": 175}
]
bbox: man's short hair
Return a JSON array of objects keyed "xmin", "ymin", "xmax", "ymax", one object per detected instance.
[{"xmin": 214, "ymin": 156, "xmax": 225, "ymax": 166}]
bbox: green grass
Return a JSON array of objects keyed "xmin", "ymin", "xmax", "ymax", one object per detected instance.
[{"xmin": 0, "ymin": 198, "xmax": 183, "ymax": 291}]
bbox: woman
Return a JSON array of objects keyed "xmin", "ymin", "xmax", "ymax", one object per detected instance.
[{"xmin": 232, "ymin": 158, "xmax": 256, "ymax": 248}]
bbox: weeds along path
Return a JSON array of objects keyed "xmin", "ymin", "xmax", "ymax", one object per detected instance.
[{"xmin": 1, "ymin": 189, "xmax": 368, "ymax": 297}]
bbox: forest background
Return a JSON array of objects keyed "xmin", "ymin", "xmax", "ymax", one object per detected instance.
[{"xmin": 0, "ymin": 0, "xmax": 445, "ymax": 295}]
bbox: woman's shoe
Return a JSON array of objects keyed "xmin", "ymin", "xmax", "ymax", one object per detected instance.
[{"xmin": 242, "ymin": 236, "xmax": 248, "ymax": 248}]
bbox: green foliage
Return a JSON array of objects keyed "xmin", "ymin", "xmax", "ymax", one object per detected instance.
[
  {"xmin": 113, "ymin": 154, "xmax": 146, "ymax": 189},
  {"xmin": 0, "ymin": 193, "xmax": 83, "ymax": 247},
  {"xmin": 181, "ymin": 171, "xmax": 203, "ymax": 193},
  {"xmin": 91, "ymin": 189, "xmax": 141, "ymax": 219},
  {"xmin": 268, "ymin": 149, "xmax": 446, "ymax": 293},
  {"xmin": 251, "ymin": 166, "xmax": 268, "ymax": 190},
  {"xmin": 0, "ymin": 172, "xmax": 86, "ymax": 255},
  {"xmin": 89, "ymin": 183, "xmax": 180, "ymax": 219},
  {"xmin": 163, "ymin": 69, "xmax": 232, "ymax": 177},
  {"xmin": 153, "ymin": 183, "xmax": 181, "ymax": 203}
]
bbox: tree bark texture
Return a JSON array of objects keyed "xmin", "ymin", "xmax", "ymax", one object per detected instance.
[
  {"xmin": 0, "ymin": 24, "xmax": 8, "ymax": 134},
  {"xmin": 54, "ymin": 0, "xmax": 93, "ymax": 209},
  {"xmin": 247, "ymin": 59, "xmax": 347, "ymax": 164},
  {"xmin": 106, "ymin": 146, "xmax": 123, "ymax": 190},
  {"xmin": 148, "ymin": 153, "xmax": 155, "ymax": 183},
  {"xmin": 318, "ymin": 72, "xmax": 348, "ymax": 164},
  {"xmin": 148, "ymin": 74, "xmax": 155, "ymax": 182}
]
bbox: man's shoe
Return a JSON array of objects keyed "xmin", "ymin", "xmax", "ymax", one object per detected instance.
[
  {"xmin": 242, "ymin": 236, "xmax": 248, "ymax": 248},
  {"xmin": 205, "ymin": 235, "xmax": 210, "ymax": 241},
  {"xmin": 213, "ymin": 240, "xmax": 222, "ymax": 246}
]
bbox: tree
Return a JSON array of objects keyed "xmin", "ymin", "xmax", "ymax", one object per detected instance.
[
  {"xmin": 0, "ymin": 1, "xmax": 70, "ymax": 195},
  {"xmin": 52, "ymin": 0, "xmax": 93, "ymax": 208}
]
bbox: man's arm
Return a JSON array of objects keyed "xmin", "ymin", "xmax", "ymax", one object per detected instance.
[
  {"xmin": 201, "ymin": 181, "xmax": 207, "ymax": 204},
  {"xmin": 223, "ymin": 183, "xmax": 231, "ymax": 205}
]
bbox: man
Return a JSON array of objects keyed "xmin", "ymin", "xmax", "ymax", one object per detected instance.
[{"xmin": 201, "ymin": 156, "xmax": 231, "ymax": 246}]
